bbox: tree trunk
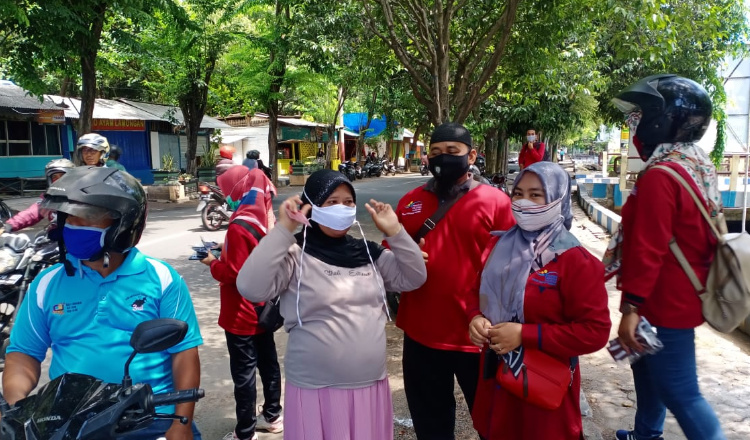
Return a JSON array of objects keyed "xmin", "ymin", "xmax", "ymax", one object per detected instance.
[
  {"xmin": 484, "ymin": 127, "xmax": 498, "ymax": 174},
  {"xmin": 498, "ymin": 130, "xmax": 508, "ymax": 176},
  {"xmin": 76, "ymin": 5, "xmax": 107, "ymax": 136},
  {"xmin": 267, "ymin": 0, "xmax": 288, "ymax": 184}
]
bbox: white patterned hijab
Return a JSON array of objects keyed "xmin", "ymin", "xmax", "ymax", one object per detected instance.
[{"xmin": 644, "ymin": 142, "xmax": 722, "ymax": 216}]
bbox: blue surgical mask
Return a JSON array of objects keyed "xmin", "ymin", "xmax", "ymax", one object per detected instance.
[{"xmin": 63, "ymin": 224, "xmax": 109, "ymax": 260}]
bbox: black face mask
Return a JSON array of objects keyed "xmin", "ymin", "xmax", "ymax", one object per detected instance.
[{"xmin": 429, "ymin": 153, "xmax": 470, "ymax": 184}]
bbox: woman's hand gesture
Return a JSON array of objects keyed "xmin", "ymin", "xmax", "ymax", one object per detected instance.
[
  {"xmin": 278, "ymin": 195, "xmax": 311, "ymax": 233},
  {"xmin": 365, "ymin": 199, "xmax": 401, "ymax": 237}
]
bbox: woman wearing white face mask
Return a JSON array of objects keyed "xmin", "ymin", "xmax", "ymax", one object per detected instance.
[
  {"xmin": 466, "ymin": 162, "xmax": 611, "ymax": 440},
  {"xmin": 236, "ymin": 170, "xmax": 427, "ymax": 440}
]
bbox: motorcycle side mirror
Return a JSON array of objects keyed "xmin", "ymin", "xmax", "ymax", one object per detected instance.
[
  {"xmin": 130, "ymin": 318, "xmax": 188, "ymax": 353},
  {"xmin": 122, "ymin": 319, "xmax": 188, "ymax": 389}
]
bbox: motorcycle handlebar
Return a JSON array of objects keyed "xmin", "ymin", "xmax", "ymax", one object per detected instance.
[{"xmin": 151, "ymin": 388, "xmax": 205, "ymax": 407}]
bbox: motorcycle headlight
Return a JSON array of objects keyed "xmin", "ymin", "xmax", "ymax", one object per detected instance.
[{"xmin": 0, "ymin": 248, "xmax": 21, "ymax": 274}]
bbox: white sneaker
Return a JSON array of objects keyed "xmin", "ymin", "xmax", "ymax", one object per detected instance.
[{"xmin": 256, "ymin": 414, "xmax": 284, "ymax": 433}]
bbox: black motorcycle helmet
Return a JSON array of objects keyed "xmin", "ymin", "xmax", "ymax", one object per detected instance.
[
  {"xmin": 612, "ymin": 74, "xmax": 712, "ymax": 160},
  {"xmin": 246, "ymin": 150, "xmax": 260, "ymax": 160},
  {"xmin": 41, "ymin": 167, "xmax": 147, "ymax": 270},
  {"xmin": 109, "ymin": 144, "xmax": 122, "ymax": 161}
]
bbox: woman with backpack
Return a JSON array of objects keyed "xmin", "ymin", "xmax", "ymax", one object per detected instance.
[
  {"xmin": 201, "ymin": 167, "xmax": 283, "ymax": 440},
  {"xmin": 607, "ymin": 74, "xmax": 725, "ymax": 440}
]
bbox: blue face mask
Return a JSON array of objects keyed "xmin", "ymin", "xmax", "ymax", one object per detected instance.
[{"xmin": 63, "ymin": 224, "xmax": 110, "ymax": 260}]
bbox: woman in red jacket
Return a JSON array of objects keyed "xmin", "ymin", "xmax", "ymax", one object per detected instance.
[
  {"xmin": 608, "ymin": 75, "xmax": 724, "ymax": 440},
  {"xmin": 468, "ymin": 161, "xmax": 611, "ymax": 439},
  {"xmin": 201, "ymin": 167, "xmax": 282, "ymax": 440}
]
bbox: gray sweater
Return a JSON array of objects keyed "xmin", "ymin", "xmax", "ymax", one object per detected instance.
[{"xmin": 237, "ymin": 225, "xmax": 426, "ymax": 389}]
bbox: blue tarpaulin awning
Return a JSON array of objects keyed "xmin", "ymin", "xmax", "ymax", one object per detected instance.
[{"xmin": 343, "ymin": 113, "xmax": 387, "ymax": 138}]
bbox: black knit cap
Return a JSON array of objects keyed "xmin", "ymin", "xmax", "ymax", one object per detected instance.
[
  {"xmin": 430, "ymin": 122, "xmax": 472, "ymax": 148},
  {"xmin": 301, "ymin": 169, "xmax": 356, "ymax": 206}
]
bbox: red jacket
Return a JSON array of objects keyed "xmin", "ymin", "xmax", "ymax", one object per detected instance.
[
  {"xmin": 470, "ymin": 240, "xmax": 611, "ymax": 439},
  {"xmin": 209, "ymin": 222, "xmax": 263, "ymax": 335},
  {"xmin": 620, "ymin": 162, "xmax": 716, "ymax": 328},
  {"xmin": 395, "ymin": 182, "xmax": 515, "ymax": 352},
  {"xmin": 519, "ymin": 142, "xmax": 545, "ymax": 169}
]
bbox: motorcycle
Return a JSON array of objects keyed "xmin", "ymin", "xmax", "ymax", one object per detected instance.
[
  {"xmin": 0, "ymin": 229, "xmax": 60, "ymax": 370},
  {"xmin": 382, "ymin": 159, "xmax": 396, "ymax": 176},
  {"xmin": 0, "ymin": 200, "xmax": 11, "ymax": 222},
  {"xmin": 363, "ymin": 159, "xmax": 383, "ymax": 178},
  {"xmin": 338, "ymin": 162, "xmax": 357, "ymax": 182},
  {"xmin": 0, "ymin": 318, "xmax": 205, "ymax": 440},
  {"xmin": 475, "ymin": 155, "xmax": 487, "ymax": 177},
  {"xmin": 420, "ymin": 163, "xmax": 429, "ymax": 176},
  {"xmin": 353, "ymin": 162, "xmax": 363, "ymax": 180},
  {"xmin": 197, "ymin": 182, "xmax": 232, "ymax": 231}
]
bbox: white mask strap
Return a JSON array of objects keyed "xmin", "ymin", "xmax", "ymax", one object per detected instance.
[
  {"xmin": 295, "ymin": 225, "xmax": 308, "ymax": 327},
  {"xmin": 355, "ymin": 220, "xmax": 391, "ymax": 321}
]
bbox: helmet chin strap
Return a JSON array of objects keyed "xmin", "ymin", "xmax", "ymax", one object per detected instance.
[{"xmin": 103, "ymin": 252, "xmax": 110, "ymax": 268}]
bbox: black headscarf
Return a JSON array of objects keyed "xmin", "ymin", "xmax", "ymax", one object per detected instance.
[{"xmin": 294, "ymin": 169, "xmax": 384, "ymax": 267}]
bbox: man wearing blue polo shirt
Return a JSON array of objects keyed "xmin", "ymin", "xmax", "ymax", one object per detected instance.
[{"xmin": 2, "ymin": 166, "xmax": 203, "ymax": 440}]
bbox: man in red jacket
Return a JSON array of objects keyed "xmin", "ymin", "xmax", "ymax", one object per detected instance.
[
  {"xmin": 395, "ymin": 122, "xmax": 515, "ymax": 439},
  {"xmin": 201, "ymin": 168, "xmax": 282, "ymax": 440},
  {"xmin": 518, "ymin": 128, "xmax": 545, "ymax": 170},
  {"xmin": 609, "ymin": 75, "xmax": 724, "ymax": 440}
]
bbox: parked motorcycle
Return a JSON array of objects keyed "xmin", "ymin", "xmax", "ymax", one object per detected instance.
[
  {"xmin": 354, "ymin": 162, "xmax": 363, "ymax": 180},
  {"xmin": 0, "ymin": 229, "xmax": 60, "ymax": 371},
  {"xmin": 338, "ymin": 162, "xmax": 357, "ymax": 182},
  {"xmin": 363, "ymin": 160, "xmax": 383, "ymax": 178},
  {"xmin": 197, "ymin": 183, "xmax": 232, "ymax": 231},
  {"xmin": 0, "ymin": 318, "xmax": 205, "ymax": 440}
]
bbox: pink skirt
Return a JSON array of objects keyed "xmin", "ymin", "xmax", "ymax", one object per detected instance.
[{"xmin": 283, "ymin": 377, "xmax": 394, "ymax": 440}]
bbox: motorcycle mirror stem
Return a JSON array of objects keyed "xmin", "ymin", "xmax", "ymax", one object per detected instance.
[{"xmin": 122, "ymin": 319, "xmax": 189, "ymax": 391}]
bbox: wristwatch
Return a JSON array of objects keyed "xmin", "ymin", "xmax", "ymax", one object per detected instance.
[{"xmin": 619, "ymin": 302, "xmax": 639, "ymax": 315}]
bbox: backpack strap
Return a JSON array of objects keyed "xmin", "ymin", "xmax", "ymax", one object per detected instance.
[
  {"xmin": 652, "ymin": 165, "xmax": 717, "ymax": 294},
  {"xmin": 651, "ymin": 165, "xmax": 722, "ymax": 240},
  {"xmin": 413, "ymin": 179, "xmax": 480, "ymax": 243},
  {"xmin": 231, "ymin": 218, "xmax": 263, "ymax": 242}
]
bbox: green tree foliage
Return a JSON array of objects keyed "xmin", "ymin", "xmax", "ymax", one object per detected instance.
[
  {"xmin": 362, "ymin": 0, "xmax": 523, "ymax": 125},
  {"xmin": 2, "ymin": 0, "xmax": 177, "ymax": 135},
  {"xmin": 138, "ymin": 0, "xmax": 238, "ymax": 174}
]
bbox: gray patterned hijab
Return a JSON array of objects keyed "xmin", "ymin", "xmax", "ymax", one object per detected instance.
[{"xmin": 479, "ymin": 162, "xmax": 580, "ymax": 326}]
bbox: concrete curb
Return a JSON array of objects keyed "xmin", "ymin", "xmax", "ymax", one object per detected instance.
[{"xmin": 576, "ymin": 185, "xmax": 621, "ymax": 235}]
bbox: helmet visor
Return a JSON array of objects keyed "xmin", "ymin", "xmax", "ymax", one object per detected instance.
[
  {"xmin": 41, "ymin": 198, "xmax": 119, "ymax": 222},
  {"xmin": 611, "ymin": 98, "xmax": 641, "ymax": 114}
]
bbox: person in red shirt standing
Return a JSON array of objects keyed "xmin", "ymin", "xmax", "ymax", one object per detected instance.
[
  {"xmin": 395, "ymin": 122, "xmax": 515, "ymax": 439},
  {"xmin": 607, "ymin": 74, "xmax": 725, "ymax": 440},
  {"xmin": 201, "ymin": 167, "xmax": 283, "ymax": 440},
  {"xmin": 518, "ymin": 128, "xmax": 545, "ymax": 170},
  {"xmin": 468, "ymin": 161, "xmax": 610, "ymax": 440}
]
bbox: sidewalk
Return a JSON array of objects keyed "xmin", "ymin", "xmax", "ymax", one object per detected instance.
[{"xmin": 570, "ymin": 199, "xmax": 750, "ymax": 440}]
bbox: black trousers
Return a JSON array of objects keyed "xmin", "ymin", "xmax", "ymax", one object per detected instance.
[
  {"xmin": 225, "ymin": 330, "xmax": 282, "ymax": 440},
  {"xmin": 402, "ymin": 334, "xmax": 482, "ymax": 440}
]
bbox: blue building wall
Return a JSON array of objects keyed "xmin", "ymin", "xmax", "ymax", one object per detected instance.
[
  {"xmin": 0, "ymin": 125, "xmax": 73, "ymax": 178},
  {"xmin": 72, "ymin": 124, "xmax": 154, "ymax": 184}
]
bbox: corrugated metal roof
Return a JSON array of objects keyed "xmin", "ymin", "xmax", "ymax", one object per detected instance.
[
  {"xmin": 0, "ymin": 83, "xmax": 62, "ymax": 110},
  {"xmin": 119, "ymin": 99, "xmax": 230, "ymax": 129},
  {"xmin": 58, "ymin": 97, "xmax": 166, "ymax": 121},
  {"xmin": 277, "ymin": 117, "xmax": 328, "ymax": 128}
]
